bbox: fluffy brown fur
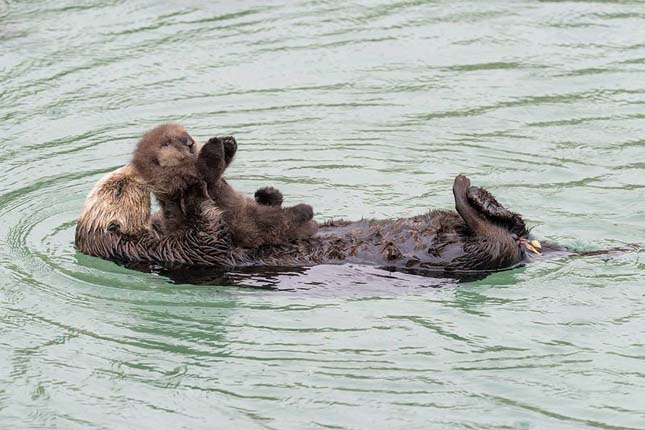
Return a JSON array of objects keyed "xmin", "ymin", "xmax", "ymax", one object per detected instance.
[
  {"xmin": 130, "ymin": 124, "xmax": 201, "ymax": 233},
  {"xmin": 132, "ymin": 124, "xmax": 318, "ymax": 248},
  {"xmin": 243, "ymin": 175, "xmax": 526, "ymax": 272}
]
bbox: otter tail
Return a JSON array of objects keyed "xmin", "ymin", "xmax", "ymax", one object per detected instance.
[{"xmin": 574, "ymin": 243, "xmax": 642, "ymax": 257}]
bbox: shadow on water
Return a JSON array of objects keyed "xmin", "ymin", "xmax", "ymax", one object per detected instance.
[
  {"xmin": 123, "ymin": 260, "xmax": 504, "ymax": 290},
  {"xmin": 120, "ymin": 242, "xmax": 642, "ymax": 290}
]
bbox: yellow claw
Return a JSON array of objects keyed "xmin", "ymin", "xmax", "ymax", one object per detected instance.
[{"xmin": 526, "ymin": 240, "xmax": 542, "ymax": 255}]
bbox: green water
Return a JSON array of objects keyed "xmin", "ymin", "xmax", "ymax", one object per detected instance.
[{"xmin": 1, "ymin": 1, "xmax": 644, "ymax": 429}]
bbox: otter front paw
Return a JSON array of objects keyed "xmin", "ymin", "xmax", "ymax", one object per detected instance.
[
  {"xmin": 198, "ymin": 138, "xmax": 226, "ymax": 186},
  {"xmin": 255, "ymin": 186, "xmax": 284, "ymax": 207},
  {"xmin": 219, "ymin": 136, "xmax": 237, "ymax": 166},
  {"xmin": 288, "ymin": 203, "xmax": 314, "ymax": 223},
  {"xmin": 201, "ymin": 137, "xmax": 226, "ymax": 161}
]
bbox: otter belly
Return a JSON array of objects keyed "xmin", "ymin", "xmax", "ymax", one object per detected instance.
[{"xmin": 316, "ymin": 211, "xmax": 469, "ymax": 269}]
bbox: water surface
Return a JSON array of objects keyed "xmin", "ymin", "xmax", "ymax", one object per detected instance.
[{"xmin": 1, "ymin": 1, "xmax": 644, "ymax": 429}]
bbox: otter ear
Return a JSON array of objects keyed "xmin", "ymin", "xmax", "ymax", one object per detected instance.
[{"xmin": 158, "ymin": 146, "xmax": 185, "ymax": 167}]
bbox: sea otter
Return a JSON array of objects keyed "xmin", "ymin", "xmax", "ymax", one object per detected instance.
[
  {"xmin": 77, "ymin": 134, "xmax": 542, "ymax": 272},
  {"xmin": 77, "ymin": 126, "xmax": 637, "ymax": 276},
  {"xmin": 131, "ymin": 124, "xmax": 318, "ymax": 248},
  {"xmin": 120, "ymin": 132, "xmax": 544, "ymax": 272}
]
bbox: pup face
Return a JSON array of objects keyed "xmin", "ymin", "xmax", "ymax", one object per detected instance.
[
  {"xmin": 143, "ymin": 123, "xmax": 196, "ymax": 167},
  {"xmin": 132, "ymin": 123, "xmax": 200, "ymax": 195}
]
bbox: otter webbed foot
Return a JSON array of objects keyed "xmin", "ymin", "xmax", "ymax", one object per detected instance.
[
  {"xmin": 466, "ymin": 182, "xmax": 528, "ymax": 237},
  {"xmin": 453, "ymin": 174, "xmax": 487, "ymax": 235},
  {"xmin": 255, "ymin": 186, "xmax": 284, "ymax": 207},
  {"xmin": 285, "ymin": 204, "xmax": 318, "ymax": 240}
]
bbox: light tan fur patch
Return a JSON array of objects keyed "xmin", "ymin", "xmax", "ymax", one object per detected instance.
[
  {"xmin": 77, "ymin": 164, "xmax": 151, "ymax": 236},
  {"xmin": 157, "ymin": 146, "xmax": 186, "ymax": 167}
]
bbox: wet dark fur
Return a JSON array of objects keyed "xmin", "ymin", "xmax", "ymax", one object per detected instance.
[
  {"xmin": 242, "ymin": 175, "xmax": 527, "ymax": 272},
  {"xmin": 140, "ymin": 159, "xmax": 531, "ymax": 271},
  {"xmin": 77, "ymin": 125, "xmax": 542, "ymax": 273},
  {"xmin": 131, "ymin": 124, "xmax": 318, "ymax": 248},
  {"xmin": 467, "ymin": 186, "xmax": 528, "ymax": 237}
]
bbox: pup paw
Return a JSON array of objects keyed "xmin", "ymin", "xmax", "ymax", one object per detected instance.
[
  {"xmin": 255, "ymin": 186, "xmax": 284, "ymax": 207},
  {"xmin": 201, "ymin": 137, "xmax": 225, "ymax": 161},
  {"xmin": 198, "ymin": 138, "xmax": 226, "ymax": 184},
  {"xmin": 219, "ymin": 136, "xmax": 237, "ymax": 166}
]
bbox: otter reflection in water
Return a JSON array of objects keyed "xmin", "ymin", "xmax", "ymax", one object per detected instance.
[{"xmin": 75, "ymin": 124, "xmax": 627, "ymax": 278}]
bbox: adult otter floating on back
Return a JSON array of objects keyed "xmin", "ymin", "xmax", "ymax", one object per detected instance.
[{"xmin": 75, "ymin": 124, "xmax": 547, "ymax": 274}]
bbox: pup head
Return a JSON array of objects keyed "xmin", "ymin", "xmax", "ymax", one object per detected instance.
[{"xmin": 132, "ymin": 123, "xmax": 199, "ymax": 196}]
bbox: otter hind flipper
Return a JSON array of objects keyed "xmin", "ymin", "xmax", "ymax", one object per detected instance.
[
  {"xmin": 467, "ymin": 186, "xmax": 512, "ymax": 219},
  {"xmin": 453, "ymin": 175, "xmax": 487, "ymax": 235},
  {"xmin": 452, "ymin": 175, "xmax": 526, "ymax": 270},
  {"xmin": 467, "ymin": 185, "xmax": 528, "ymax": 237}
]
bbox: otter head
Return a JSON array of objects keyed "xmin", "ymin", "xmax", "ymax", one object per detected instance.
[
  {"xmin": 131, "ymin": 123, "xmax": 199, "ymax": 197},
  {"xmin": 75, "ymin": 164, "xmax": 152, "ymax": 258}
]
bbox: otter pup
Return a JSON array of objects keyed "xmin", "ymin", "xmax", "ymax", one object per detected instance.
[{"xmin": 132, "ymin": 124, "xmax": 318, "ymax": 248}]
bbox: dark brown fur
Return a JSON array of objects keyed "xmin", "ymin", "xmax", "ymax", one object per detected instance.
[
  {"xmin": 140, "ymin": 165, "xmax": 530, "ymax": 272},
  {"xmin": 76, "ymin": 125, "xmax": 537, "ymax": 273},
  {"xmin": 75, "ymin": 170, "xmax": 530, "ymax": 272},
  {"xmin": 242, "ymin": 175, "xmax": 526, "ymax": 272},
  {"xmin": 132, "ymin": 124, "xmax": 318, "ymax": 248}
]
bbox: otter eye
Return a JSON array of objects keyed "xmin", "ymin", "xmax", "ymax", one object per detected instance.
[{"xmin": 183, "ymin": 137, "xmax": 194, "ymax": 147}]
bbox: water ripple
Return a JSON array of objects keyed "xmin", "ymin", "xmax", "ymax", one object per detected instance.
[{"xmin": 0, "ymin": 1, "xmax": 644, "ymax": 429}]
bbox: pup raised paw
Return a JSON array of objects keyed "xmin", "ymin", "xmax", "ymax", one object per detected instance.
[{"xmin": 254, "ymin": 186, "xmax": 284, "ymax": 207}]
